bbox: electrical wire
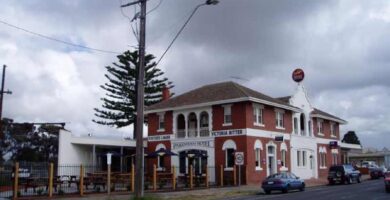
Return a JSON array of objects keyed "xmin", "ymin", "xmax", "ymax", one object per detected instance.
[
  {"xmin": 146, "ymin": 0, "xmax": 163, "ymax": 15},
  {"xmin": 155, "ymin": 3, "xmax": 206, "ymax": 66},
  {"xmin": 120, "ymin": 0, "xmax": 140, "ymax": 43},
  {"xmin": 0, "ymin": 19, "xmax": 121, "ymax": 54}
]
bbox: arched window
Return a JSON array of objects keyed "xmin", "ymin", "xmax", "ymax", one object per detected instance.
[
  {"xmin": 222, "ymin": 139, "xmax": 237, "ymax": 169},
  {"xmin": 319, "ymin": 146, "xmax": 327, "ymax": 168},
  {"xmin": 280, "ymin": 142, "xmax": 288, "ymax": 167},
  {"xmin": 254, "ymin": 140, "xmax": 263, "ymax": 170},
  {"xmin": 156, "ymin": 144, "xmax": 166, "ymax": 170}
]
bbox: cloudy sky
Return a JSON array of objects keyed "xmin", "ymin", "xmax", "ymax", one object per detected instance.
[{"xmin": 1, "ymin": 0, "xmax": 389, "ymax": 149}]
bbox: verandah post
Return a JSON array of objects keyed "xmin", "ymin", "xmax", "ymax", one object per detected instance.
[
  {"xmin": 205, "ymin": 167, "xmax": 209, "ymax": 188},
  {"xmin": 48, "ymin": 163, "xmax": 54, "ymax": 197},
  {"xmin": 220, "ymin": 164, "xmax": 223, "ymax": 187},
  {"xmin": 79, "ymin": 165, "xmax": 84, "ymax": 196},
  {"xmin": 153, "ymin": 164, "xmax": 157, "ymax": 191},
  {"xmin": 189, "ymin": 165, "xmax": 193, "ymax": 189},
  {"xmin": 13, "ymin": 162, "xmax": 19, "ymax": 200},
  {"xmin": 172, "ymin": 166, "xmax": 176, "ymax": 190},
  {"xmin": 131, "ymin": 163, "xmax": 135, "ymax": 192},
  {"xmin": 233, "ymin": 165, "xmax": 236, "ymax": 186}
]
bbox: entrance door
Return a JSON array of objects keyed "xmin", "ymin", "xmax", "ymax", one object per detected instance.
[
  {"xmin": 267, "ymin": 146, "xmax": 276, "ymax": 176},
  {"xmin": 179, "ymin": 150, "xmax": 208, "ymax": 175}
]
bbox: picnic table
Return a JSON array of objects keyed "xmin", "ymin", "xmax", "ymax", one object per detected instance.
[{"xmin": 19, "ymin": 176, "xmax": 63, "ymax": 192}]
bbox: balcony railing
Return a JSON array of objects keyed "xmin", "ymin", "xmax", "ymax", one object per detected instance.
[
  {"xmin": 177, "ymin": 129, "xmax": 186, "ymax": 138},
  {"xmin": 200, "ymin": 127, "xmax": 210, "ymax": 137},
  {"xmin": 188, "ymin": 129, "xmax": 197, "ymax": 138}
]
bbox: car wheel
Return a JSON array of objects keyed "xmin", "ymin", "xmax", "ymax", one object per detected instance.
[
  {"xmin": 265, "ymin": 190, "xmax": 271, "ymax": 194},
  {"xmin": 299, "ymin": 183, "xmax": 305, "ymax": 191},
  {"xmin": 282, "ymin": 185, "xmax": 290, "ymax": 193},
  {"xmin": 328, "ymin": 180, "xmax": 334, "ymax": 185}
]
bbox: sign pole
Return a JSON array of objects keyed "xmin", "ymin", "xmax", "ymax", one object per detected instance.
[{"xmin": 238, "ymin": 165, "xmax": 241, "ymax": 186}]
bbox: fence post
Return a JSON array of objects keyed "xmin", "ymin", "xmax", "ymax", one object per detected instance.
[
  {"xmin": 153, "ymin": 164, "xmax": 157, "ymax": 191},
  {"xmin": 189, "ymin": 165, "xmax": 193, "ymax": 189},
  {"xmin": 13, "ymin": 162, "xmax": 19, "ymax": 200},
  {"xmin": 233, "ymin": 165, "xmax": 236, "ymax": 186},
  {"xmin": 48, "ymin": 163, "xmax": 54, "ymax": 197},
  {"xmin": 172, "ymin": 166, "xmax": 176, "ymax": 190},
  {"xmin": 131, "ymin": 163, "xmax": 134, "ymax": 192},
  {"xmin": 79, "ymin": 165, "xmax": 84, "ymax": 196},
  {"xmin": 205, "ymin": 167, "xmax": 209, "ymax": 188},
  {"xmin": 107, "ymin": 164, "xmax": 111, "ymax": 195},
  {"xmin": 220, "ymin": 165, "xmax": 223, "ymax": 187}
]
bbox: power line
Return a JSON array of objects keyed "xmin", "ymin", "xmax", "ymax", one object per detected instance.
[
  {"xmin": 0, "ymin": 19, "xmax": 121, "ymax": 54},
  {"xmin": 146, "ymin": 0, "xmax": 163, "ymax": 15}
]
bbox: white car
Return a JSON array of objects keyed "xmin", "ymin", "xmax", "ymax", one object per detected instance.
[{"xmin": 12, "ymin": 168, "xmax": 31, "ymax": 178}]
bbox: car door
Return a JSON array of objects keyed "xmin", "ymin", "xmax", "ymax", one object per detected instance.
[{"xmin": 288, "ymin": 173, "xmax": 300, "ymax": 189}]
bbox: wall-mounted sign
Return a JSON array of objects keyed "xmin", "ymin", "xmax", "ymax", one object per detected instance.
[
  {"xmin": 148, "ymin": 134, "xmax": 172, "ymax": 141},
  {"xmin": 235, "ymin": 152, "xmax": 244, "ymax": 166},
  {"xmin": 292, "ymin": 68, "xmax": 305, "ymax": 82},
  {"xmin": 211, "ymin": 129, "xmax": 245, "ymax": 137},
  {"xmin": 275, "ymin": 136, "xmax": 284, "ymax": 142},
  {"xmin": 329, "ymin": 141, "xmax": 338, "ymax": 148},
  {"xmin": 172, "ymin": 140, "xmax": 213, "ymax": 150}
]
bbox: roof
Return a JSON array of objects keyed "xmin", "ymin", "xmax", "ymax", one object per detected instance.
[
  {"xmin": 276, "ymin": 96, "xmax": 346, "ymax": 123},
  {"xmin": 146, "ymin": 81, "xmax": 298, "ymax": 112},
  {"xmin": 311, "ymin": 108, "xmax": 346, "ymax": 124}
]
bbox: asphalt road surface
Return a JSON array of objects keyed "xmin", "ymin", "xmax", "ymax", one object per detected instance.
[{"xmin": 226, "ymin": 179, "xmax": 389, "ymax": 200}]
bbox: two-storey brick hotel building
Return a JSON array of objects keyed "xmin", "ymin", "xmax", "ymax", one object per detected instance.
[{"xmin": 145, "ymin": 80, "xmax": 356, "ymax": 184}]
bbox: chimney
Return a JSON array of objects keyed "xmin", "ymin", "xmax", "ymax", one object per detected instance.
[{"xmin": 162, "ymin": 86, "xmax": 170, "ymax": 101}]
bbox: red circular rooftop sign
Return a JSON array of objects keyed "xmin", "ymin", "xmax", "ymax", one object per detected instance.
[{"xmin": 292, "ymin": 68, "xmax": 305, "ymax": 82}]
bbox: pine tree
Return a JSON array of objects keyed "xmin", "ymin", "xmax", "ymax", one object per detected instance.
[
  {"xmin": 342, "ymin": 130, "xmax": 361, "ymax": 145},
  {"xmin": 93, "ymin": 50, "xmax": 173, "ymax": 138}
]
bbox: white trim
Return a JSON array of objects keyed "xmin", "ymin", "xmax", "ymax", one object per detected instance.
[
  {"xmin": 311, "ymin": 114, "xmax": 347, "ymax": 124},
  {"xmin": 222, "ymin": 123, "xmax": 232, "ymax": 127},
  {"xmin": 280, "ymin": 142, "xmax": 287, "ymax": 151},
  {"xmin": 156, "ymin": 143, "xmax": 166, "ymax": 151},
  {"xmin": 319, "ymin": 146, "xmax": 327, "ymax": 153},
  {"xmin": 276, "ymin": 126, "xmax": 285, "ymax": 130},
  {"xmin": 339, "ymin": 142, "xmax": 362, "ymax": 149},
  {"xmin": 254, "ymin": 140, "xmax": 263, "ymax": 150},
  {"xmin": 157, "ymin": 129, "xmax": 165, "ymax": 132},
  {"xmin": 331, "ymin": 149, "xmax": 339, "ymax": 154},
  {"xmin": 222, "ymin": 139, "xmax": 237, "ymax": 150},
  {"xmin": 316, "ymin": 137, "xmax": 341, "ymax": 145},
  {"xmin": 254, "ymin": 123, "xmax": 265, "ymax": 127},
  {"xmin": 274, "ymin": 108, "xmax": 285, "ymax": 113},
  {"xmin": 246, "ymin": 128, "xmax": 291, "ymax": 140},
  {"xmin": 224, "ymin": 167, "xmax": 233, "ymax": 171},
  {"xmin": 145, "ymin": 97, "xmax": 302, "ymax": 114}
]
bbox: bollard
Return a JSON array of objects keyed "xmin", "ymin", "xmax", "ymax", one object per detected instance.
[
  {"xmin": 205, "ymin": 167, "xmax": 209, "ymax": 188},
  {"xmin": 107, "ymin": 164, "xmax": 111, "ymax": 195},
  {"xmin": 172, "ymin": 166, "xmax": 176, "ymax": 190},
  {"xmin": 131, "ymin": 164, "xmax": 135, "ymax": 192},
  {"xmin": 233, "ymin": 165, "xmax": 236, "ymax": 186},
  {"xmin": 13, "ymin": 162, "xmax": 19, "ymax": 200},
  {"xmin": 48, "ymin": 163, "xmax": 54, "ymax": 197},
  {"xmin": 153, "ymin": 164, "xmax": 157, "ymax": 191},
  {"xmin": 220, "ymin": 165, "xmax": 223, "ymax": 187},
  {"xmin": 79, "ymin": 165, "xmax": 84, "ymax": 196},
  {"xmin": 189, "ymin": 165, "xmax": 193, "ymax": 189}
]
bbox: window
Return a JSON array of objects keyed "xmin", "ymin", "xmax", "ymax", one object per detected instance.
[
  {"xmin": 330, "ymin": 123, "xmax": 336, "ymax": 137},
  {"xmin": 275, "ymin": 110, "xmax": 284, "ymax": 128},
  {"xmin": 158, "ymin": 155, "xmax": 164, "ymax": 170},
  {"xmin": 308, "ymin": 120, "xmax": 312, "ymax": 136},
  {"xmin": 302, "ymin": 151, "xmax": 307, "ymax": 167},
  {"xmin": 320, "ymin": 153, "xmax": 327, "ymax": 168},
  {"xmin": 158, "ymin": 113, "xmax": 165, "ymax": 130},
  {"xmin": 293, "ymin": 118, "xmax": 298, "ymax": 134},
  {"xmin": 253, "ymin": 104, "xmax": 264, "ymax": 125},
  {"xmin": 281, "ymin": 150, "xmax": 287, "ymax": 167},
  {"xmin": 297, "ymin": 150, "xmax": 301, "ymax": 166},
  {"xmin": 223, "ymin": 105, "xmax": 232, "ymax": 125},
  {"xmin": 255, "ymin": 148, "xmax": 261, "ymax": 169},
  {"xmin": 332, "ymin": 153, "xmax": 338, "ymax": 165},
  {"xmin": 226, "ymin": 148, "xmax": 235, "ymax": 168},
  {"xmin": 317, "ymin": 119, "xmax": 323, "ymax": 135}
]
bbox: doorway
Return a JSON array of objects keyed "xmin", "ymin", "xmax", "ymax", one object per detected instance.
[{"xmin": 267, "ymin": 145, "xmax": 276, "ymax": 176}]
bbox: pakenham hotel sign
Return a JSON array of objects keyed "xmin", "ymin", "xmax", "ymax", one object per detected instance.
[{"xmin": 172, "ymin": 140, "xmax": 213, "ymax": 150}]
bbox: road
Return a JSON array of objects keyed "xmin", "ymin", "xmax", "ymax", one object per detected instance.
[{"xmin": 226, "ymin": 179, "xmax": 389, "ymax": 200}]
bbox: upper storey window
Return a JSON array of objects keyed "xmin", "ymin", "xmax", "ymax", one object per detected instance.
[
  {"xmin": 222, "ymin": 104, "xmax": 232, "ymax": 126},
  {"xmin": 330, "ymin": 122, "xmax": 336, "ymax": 137},
  {"xmin": 157, "ymin": 113, "xmax": 165, "ymax": 131},
  {"xmin": 317, "ymin": 119, "xmax": 324, "ymax": 135},
  {"xmin": 253, "ymin": 104, "xmax": 264, "ymax": 126},
  {"xmin": 275, "ymin": 109, "xmax": 285, "ymax": 129}
]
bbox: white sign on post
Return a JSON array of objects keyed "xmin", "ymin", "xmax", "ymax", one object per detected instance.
[
  {"xmin": 106, "ymin": 153, "xmax": 112, "ymax": 165},
  {"xmin": 235, "ymin": 152, "xmax": 244, "ymax": 165}
]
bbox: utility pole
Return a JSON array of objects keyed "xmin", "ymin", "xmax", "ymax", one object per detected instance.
[
  {"xmin": 121, "ymin": 0, "xmax": 147, "ymax": 198},
  {"xmin": 0, "ymin": 65, "xmax": 12, "ymax": 138}
]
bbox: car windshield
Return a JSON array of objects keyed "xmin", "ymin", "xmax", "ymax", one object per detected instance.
[
  {"xmin": 268, "ymin": 173, "xmax": 288, "ymax": 179},
  {"xmin": 329, "ymin": 166, "xmax": 344, "ymax": 171}
]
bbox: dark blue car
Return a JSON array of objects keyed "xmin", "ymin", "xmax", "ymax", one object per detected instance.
[{"xmin": 261, "ymin": 172, "xmax": 305, "ymax": 194}]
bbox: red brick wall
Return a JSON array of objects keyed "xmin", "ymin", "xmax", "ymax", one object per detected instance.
[
  {"xmin": 147, "ymin": 111, "xmax": 173, "ymax": 136},
  {"xmin": 146, "ymin": 141, "xmax": 172, "ymax": 173},
  {"xmin": 212, "ymin": 102, "xmax": 293, "ymax": 133},
  {"xmin": 313, "ymin": 117, "xmax": 340, "ymax": 140},
  {"xmin": 317, "ymin": 144, "xmax": 341, "ymax": 178}
]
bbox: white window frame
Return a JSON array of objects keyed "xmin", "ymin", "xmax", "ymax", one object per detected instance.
[
  {"xmin": 319, "ymin": 147, "xmax": 327, "ymax": 169},
  {"xmin": 157, "ymin": 112, "xmax": 165, "ymax": 132},
  {"xmin": 156, "ymin": 143, "xmax": 166, "ymax": 171},
  {"xmin": 330, "ymin": 122, "xmax": 336, "ymax": 138},
  {"xmin": 222, "ymin": 104, "xmax": 232, "ymax": 126},
  {"xmin": 293, "ymin": 117, "xmax": 298, "ymax": 134},
  {"xmin": 275, "ymin": 109, "xmax": 285, "ymax": 129},
  {"xmin": 297, "ymin": 150, "xmax": 301, "ymax": 167},
  {"xmin": 332, "ymin": 153, "xmax": 338, "ymax": 165},
  {"xmin": 317, "ymin": 119, "xmax": 324, "ymax": 136},
  {"xmin": 253, "ymin": 104, "xmax": 264, "ymax": 126},
  {"xmin": 254, "ymin": 140, "xmax": 263, "ymax": 171},
  {"xmin": 222, "ymin": 139, "xmax": 237, "ymax": 170},
  {"xmin": 302, "ymin": 151, "xmax": 307, "ymax": 167}
]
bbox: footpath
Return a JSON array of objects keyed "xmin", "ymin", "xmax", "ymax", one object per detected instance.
[{"xmin": 42, "ymin": 175, "xmax": 371, "ymax": 200}]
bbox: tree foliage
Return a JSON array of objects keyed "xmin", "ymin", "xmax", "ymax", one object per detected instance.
[
  {"xmin": 1, "ymin": 119, "xmax": 62, "ymax": 162},
  {"xmin": 93, "ymin": 50, "xmax": 173, "ymax": 136},
  {"xmin": 342, "ymin": 130, "xmax": 361, "ymax": 145}
]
